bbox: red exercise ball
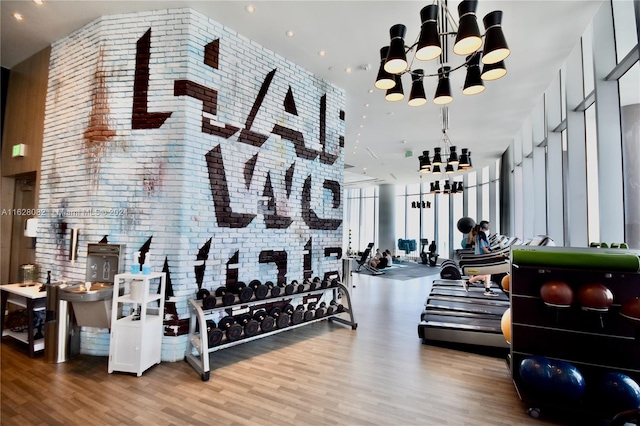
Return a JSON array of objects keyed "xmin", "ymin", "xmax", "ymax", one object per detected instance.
[
  {"xmin": 620, "ymin": 297, "xmax": 640, "ymax": 327},
  {"xmin": 577, "ymin": 283, "xmax": 613, "ymax": 312},
  {"xmin": 540, "ymin": 281, "xmax": 574, "ymax": 308}
]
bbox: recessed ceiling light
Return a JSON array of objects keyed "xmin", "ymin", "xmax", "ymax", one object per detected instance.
[
  {"xmin": 33, "ymin": 0, "xmax": 44, "ymax": 5},
  {"xmin": 345, "ymin": 67, "xmax": 352, "ymax": 73},
  {"xmin": 286, "ymin": 30, "xmax": 295, "ymax": 37},
  {"xmin": 359, "ymin": 124, "xmax": 364, "ymax": 128},
  {"xmin": 13, "ymin": 13, "xmax": 24, "ymax": 21},
  {"xmin": 357, "ymin": 133, "xmax": 361, "ymax": 137},
  {"xmin": 368, "ymin": 89, "xmax": 374, "ymax": 93},
  {"xmin": 362, "ymin": 115, "xmax": 366, "ymax": 119},
  {"xmin": 318, "ymin": 50, "xmax": 326, "ymax": 57},
  {"xmin": 245, "ymin": 5, "xmax": 255, "ymax": 13},
  {"xmin": 364, "ymin": 104, "xmax": 369, "ymax": 108}
]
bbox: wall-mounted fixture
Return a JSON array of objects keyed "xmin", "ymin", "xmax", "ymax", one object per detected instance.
[
  {"xmin": 375, "ymin": 0, "xmax": 509, "ymax": 105},
  {"xmin": 12, "ymin": 143, "xmax": 26, "ymax": 158},
  {"xmin": 69, "ymin": 228, "xmax": 80, "ymax": 262},
  {"xmin": 24, "ymin": 218, "xmax": 38, "ymax": 237}
]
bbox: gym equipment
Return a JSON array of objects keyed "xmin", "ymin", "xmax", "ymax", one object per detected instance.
[
  {"xmin": 354, "ymin": 242, "xmax": 384, "ymax": 275},
  {"xmin": 540, "ymin": 281, "xmax": 574, "ymax": 308},
  {"xmin": 202, "ymin": 293, "xmax": 216, "ymax": 310},
  {"xmin": 295, "ymin": 280, "xmax": 306, "ymax": 293},
  {"xmin": 326, "ymin": 300, "xmax": 345, "ymax": 315},
  {"xmin": 237, "ymin": 313, "xmax": 259, "ymax": 338},
  {"xmin": 214, "ymin": 287, "xmax": 236, "ymax": 306},
  {"xmin": 457, "ymin": 217, "xmax": 476, "ymax": 234},
  {"xmin": 284, "ymin": 304, "xmax": 304, "ymax": 325},
  {"xmin": 253, "ymin": 309, "xmax": 275, "ymax": 333},
  {"xmin": 264, "ymin": 281, "xmax": 281, "ymax": 298},
  {"xmin": 206, "ymin": 320, "xmax": 223, "ymax": 347},
  {"xmin": 270, "ymin": 306, "xmax": 290, "ymax": 329},
  {"xmin": 218, "ymin": 316, "xmax": 243, "ymax": 342},
  {"xmin": 500, "ymin": 308, "xmax": 511, "ymax": 344},
  {"xmin": 315, "ymin": 302, "xmax": 327, "ymax": 319},
  {"xmin": 620, "ymin": 297, "xmax": 640, "ymax": 327},
  {"xmin": 282, "ymin": 280, "xmax": 296, "ymax": 296},
  {"xmin": 248, "ymin": 279, "xmax": 269, "ymax": 300},
  {"xmin": 547, "ymin": 359, "xmax": 586, "ymax": 401},
  {"xmin": 440, "ymin": 261, "xmax": 462, "ymax": 280},
  {"xmin": 196, "ymin": 288, "xmax": 210, "ymax": 300},
  {"xmin": 600, "ymin": 372, "xmax": 640, "ymax": 413},
  {"xmin": 228, "ymin": 281, "xmax": 254, "ymax": 303},
  {"xmin": 519, "ymin": 356, "xmax": 553, "ymax": 393},
  {"xmin": 577, "ymin": 283, "xmax": 613, "ymax": 312}
]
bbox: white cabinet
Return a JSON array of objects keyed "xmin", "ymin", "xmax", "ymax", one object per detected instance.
[{"xmin": 108, "ymin": 272, "xmax": 165, "ymax": 376}]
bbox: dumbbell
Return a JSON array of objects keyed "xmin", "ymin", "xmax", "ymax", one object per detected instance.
[
  {"xmin": 218, "ymin": 316, "xmax": 243, "ymax": 342},
  {"xmin": 237, "ymin": 313, "xmax": 259, "ymax": 338},
  {"xmin": 330, "ymin": 278, "xmax": 340, "ymax": 288},
  {"xmin": 248, "ymin": 279, "xmax": 269, "ymax": 300},
  {"xmin": 228, "ymin": 281, "xmax": 254, "ymax": 303},
  {"xmin": 281, "ymin": 279, "xmax": 296, "ymax": 296},
  {"xmin": 326, "ymin": 300, "xmax": 344, "ymax": 315},
  {"xmin": 206, "ymin": 319, "xmax": 223, "ymax": 347},
  {"xmin": 320, "ymin": 279, "xmax": 330, "ymax": 289},
  {"xmin": 269, "ymin": 306, "xmax": 290, "ymax": 329},
  {"xmin": 215, "ymin": 287, "xmax": 236, "ymax": 306},
  {"xmin": 264, "ymin": 281, "xmax": 281, "ymax": 298},
  {"xmin": 282, "ymin": 304, "xmax": 304, "ymax": 326},
  {"xmin": 317, "ymin": 301, "xmax": 328, "ymax": 318},
  {"xmin": 253, "ymin": 309, "xmax": 275, "ymax": 333},
  {"xmin": 293, "ymin": 279, "xmax": 306, "ymax": 294},
  {"xmin": 312, "ymin": 277, "xmax": 322, "ymax": 289},
  {"xmin": 303, "ymin": 305, "xmax": 315, "ymax": 322},
  {"xmin": 196, "ymin": 288, "xmax": 217, "ymax": 310}
]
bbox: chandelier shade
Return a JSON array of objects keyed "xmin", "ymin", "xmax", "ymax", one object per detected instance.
[
  {"xmin": 482, "ymin": 11, "xmax": 510, "ymax": 64},
  {"xmin": 481, "ymin": 60, "xmax": 507, "ymax": 81},
  {"xmin": 448, "ymin": 145, "xmax": 459, "ymax": 165},
  {"xmin": 385, "ymin": 74, "xmax": 405, "ymax": 101},
  {"xmin": 462, "ymin": 52, "xmax": 485, "ymax": 95},
  {"xmin": 408, "ymin": 70, "xmax": 428, "ymax": 106},
  {"xmin": 453, "ymin": 0, "xmax": 483, "ymax": 56},
  {"xmin": 375, "ymin": 47, "xmax": 396, "ymax": 90},
  {"xmin": 384, "ymin": 24, "xmax": 409, "ymax": 74},
  {"xmin": 416, "ymin": 5, "xmax": 442, "ymax": 61},
  {"xmin": 433, "ymin": 66, "xmax": 453, "ymax": 105}
]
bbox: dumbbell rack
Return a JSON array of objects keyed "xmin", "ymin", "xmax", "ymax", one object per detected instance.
[{"xmin": 185, "ymin": 282, "xmax": 357, "ymax": 381}]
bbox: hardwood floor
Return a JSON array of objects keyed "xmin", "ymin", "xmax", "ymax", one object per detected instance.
[{"xmin": 2, "ymin": 270, "xmax": 569, "ymax": 426}]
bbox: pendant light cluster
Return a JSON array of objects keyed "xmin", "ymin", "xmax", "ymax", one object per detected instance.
[
  {"xmin": 419, "ymin": 107, "xmax": 470, "ymax": 194},
  {"xmin": 411, "ymin": 201, "xmax": 432, "ymax": 209},
  {"xmin": 375, "ymin": 0, "xmax": 510, "ymax": 106}
]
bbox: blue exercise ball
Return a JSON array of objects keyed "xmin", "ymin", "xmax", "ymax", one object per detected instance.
[
  {"xmin": 548, "ymin": 359, "xmax": 586, "ymax": 401},
  {"xmin": 519, "ymin": 356, "xmax": 553, "ymax": 393},
  {"xmin": 601, "ymin": 372, "xmax": 640, "ymax": 413},
  {"xmin": 457, "ymin": 217, "xmax": 476, "ymax": 234}
]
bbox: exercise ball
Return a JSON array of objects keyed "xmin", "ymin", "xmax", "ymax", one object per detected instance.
[
  {"xmin": 620, "ymin": 297, "xmax": 640, "ymax": 327},
  {"xmin": 519, "ymin": 356, "xmax": 553, "ymax": 393},
  {"xmin": 501, "ymin": 274, "xmax": 510, "ymax": 293},
  {"xmin": 577, "ymin": 283, "xmax": 614, "ymax": 312},
  {"xmin": 500, "ymin": 308, "xmax": 511, "ymax": 344},
  {"xmin": 548, "ymin": 359, "xmax": 586, "ymax": 401},
  {"xmin": 540, "ymin": 281, "xmax": 574, "ymax": 308},
  {"xmin": 601, "ymin": 372, "xmax": 640, "ymax": 413},
  {"xmin": 457, "ymin": 217, "xmax": 476, "ymax": 234}
]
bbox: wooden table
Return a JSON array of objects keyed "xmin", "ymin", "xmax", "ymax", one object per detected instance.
[{"xmin": 1, "ymin": 283, "xmax": 47, "ymax": 357}]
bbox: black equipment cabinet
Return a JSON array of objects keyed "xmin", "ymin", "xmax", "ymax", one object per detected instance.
[
  {"xmin": 509, "ymin": 246, "xmax": 640, "ymax": 421},
  {"xmin": 185, "ymin": 282, "xmax": 357, "ymax": 381}
]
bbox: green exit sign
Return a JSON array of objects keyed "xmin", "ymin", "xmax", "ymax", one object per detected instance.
[{"xmin": 12, "ymin": 144, "xmax": 26, "ymax": 158}]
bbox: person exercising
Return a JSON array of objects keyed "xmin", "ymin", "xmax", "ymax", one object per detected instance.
[{"xmin": 465, "ymin": 221, "xmax": 498, "ymax": 296}]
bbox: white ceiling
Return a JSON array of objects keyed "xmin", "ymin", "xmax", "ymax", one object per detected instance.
[{"xmin": 1, "ymin": 0, "xmax": 606, "ymax": 186}]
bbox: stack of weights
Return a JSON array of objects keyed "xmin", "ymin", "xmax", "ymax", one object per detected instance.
[
  {"xmin": 269, "ymin": 306, "xmax": 290, "ymax": 329},
  {"xmin": 264, "ymin": 281, "xmax": 281, "ymax": 297},
  {"xmin": 253, "ymin": 309, "xmax": 275, "ymax": 332},
  {"xmin": 237, "ymin": 313, "xmax": 259, "ymax": 338},
  {"xmin": 248, "ymin": 279, "xmax": 269, "ymax": 300},
  {"xmin": 218, "ymin": 316, "xmax": 243, "ymax": 342},
  {"xmin": 228, "ymin": 281, "xmax": 254, "ymax": 303}
]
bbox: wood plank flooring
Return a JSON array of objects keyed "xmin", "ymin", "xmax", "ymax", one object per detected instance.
[{"xmin": 2, "ymin": 270, "xmax": 569, "ymax": 425}]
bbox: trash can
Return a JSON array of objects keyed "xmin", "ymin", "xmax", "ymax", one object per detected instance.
[{"xmin": 44, "ymin": 283, "xmax": 80, "ymax": 363}]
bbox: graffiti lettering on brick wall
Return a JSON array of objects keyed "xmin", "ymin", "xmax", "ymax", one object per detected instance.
[{"xmin": 132, "ymin": 28, "xmax": 344, "ymax": 231}]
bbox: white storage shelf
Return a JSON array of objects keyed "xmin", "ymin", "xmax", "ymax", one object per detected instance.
[
  {"xmin": 1, "ymin": 283, "xmax": 47, "ymax": 358},
  {"xmin": 108, "ymin": 273, "xmax": 166, "ymax": 377}
]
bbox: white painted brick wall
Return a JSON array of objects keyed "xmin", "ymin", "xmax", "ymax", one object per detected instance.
[{"xmin": 37, "ymin": 9, "xmax": 345, "ymax": 361}]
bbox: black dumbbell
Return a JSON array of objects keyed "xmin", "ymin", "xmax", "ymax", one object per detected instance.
[
  {"xmin": 312, "ymin": 277, "xmax": 321, "ymax": 289},
  {"xmin": 238, "ymin": 313, "xmax": 259, "ymax": 338},
  {"xmin": 206, "ymin": 319, "xmax": 223, "ymax": 347},
  {"xmin": 282, "ymin": 279, "xmax": 296, "ymax": 296},
  {"xmin": 294, "ymin": 279, "xmax": 306, "ymax": 293},
  {"xmin": 248, "ymin": 279, "xmax": 269, "ymax": 300},
  {"xmin": 218, "ymin": 316, "xmax": 243, "ymax": 342},
  {"xmin": 318, "ymin": 302, "xmax": 329, "ymax": 318},
  {"xmin": 320, "ymin": 279, "xmax": 330, "ymax": 289},
  {"xmin": 253, "ymin": 309, "xmax": 275, "ymax": 332},
  {"xmin": 202, "ymin": 293, "xmax": 216, "ymax": 310},
  {"xmin": 269, "ymin": 306, "xmax": 290, "ymax": 329},
  {"xmin": 264, "ymin": 281, "xmax": 281, "ymax": 298},
  {"xmin": 330, "ymin": 278, "xmax": 340, "ymax": 288},
  {"xmin": 303, "ymin": 306, "xmax": 315, "ymax": 322},
  {"xmin": 215, "ymin": 287, "xmax": 236, "ymax": 306},
  {"xmin": 284, "ymin": 304, "xmax": 303, "ymax": 325},
  {"xmin": 327, "ymin": 300, "xmax": 344, "ymax": 315},
  {"xmin": 229, "ymin": 281, "xmax": 254, "ymax": 303},
  {"xmin": 196, "ymin": 288, "xmax": 210, "ymax": 300}
]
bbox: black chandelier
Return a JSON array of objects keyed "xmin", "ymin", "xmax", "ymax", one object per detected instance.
[{"xmin": 375, "ymin": 0, "xmax": 510, "ymax": 105}]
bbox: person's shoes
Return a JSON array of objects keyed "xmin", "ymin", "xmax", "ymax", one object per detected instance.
[{"xmin": 484, "ymin": 289, "xmax": 499, "ymax": 296}]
